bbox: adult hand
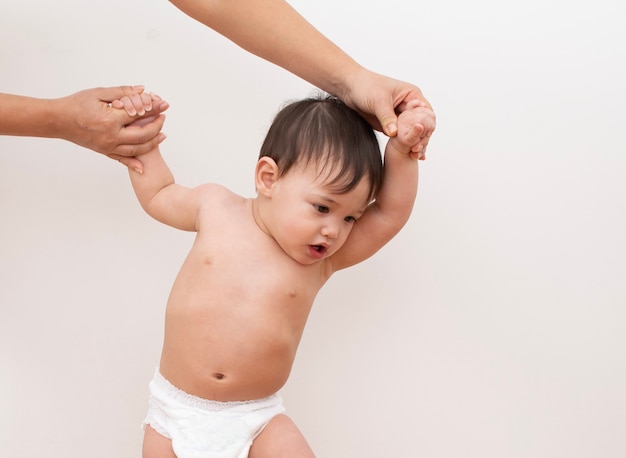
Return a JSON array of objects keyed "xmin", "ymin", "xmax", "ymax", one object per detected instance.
[
  {"xmin": 341, "ymin": 69, "xmax": 435, "ymax": 156},
  {"xmin": 54, "ymin": 86, "xmax": 169, "ymax": 171}
]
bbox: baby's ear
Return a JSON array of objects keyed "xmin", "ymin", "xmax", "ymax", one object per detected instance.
[{"xmin": 255, "ymin": 157, "xmax": 279, "ymax": 196}]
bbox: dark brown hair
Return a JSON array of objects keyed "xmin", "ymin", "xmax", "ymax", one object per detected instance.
[{"xmin": 259, "ymin": 95, "xmax": 383, "ymax": 201}]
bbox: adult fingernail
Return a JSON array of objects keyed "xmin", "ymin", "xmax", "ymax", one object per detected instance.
[{"xmin": 388, "ymin": 122, "xmax": 397, "ymax": 136}]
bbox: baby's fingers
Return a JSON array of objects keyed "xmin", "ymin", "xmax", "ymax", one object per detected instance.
[
  {"xmin": 112, "ymin": 92, "xmax": 164, "ymax": 117},
  {"xmin": 113, "ymin": 95, "xmax": 138, "ymax": 116},
  {"xmin": 404, "ymin": 123, "xmax": 427, "ymax": 160},
  {"xmin": 126, "ymin": 93, "xmax": 145, "ymax": 116},
  {"xmin": 403, "ymin": 122, "xmax": 426, "ymax": 145},
  {"xmin": 400, "ymin": 108, "xmax": 436, "ymax": 159},
  {"xmin": 115, "ymin": 93, "xmax": 154, "ymax": 116}
]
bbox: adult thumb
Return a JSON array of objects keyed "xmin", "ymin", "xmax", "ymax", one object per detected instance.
[{"xmin": 379, "ymin": 111, "xmax": 399, "ymax": 137}]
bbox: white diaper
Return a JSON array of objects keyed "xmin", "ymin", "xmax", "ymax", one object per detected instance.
[{"xmin": 142, "ymin": 370, "xmax": 285, "ymax": 458}]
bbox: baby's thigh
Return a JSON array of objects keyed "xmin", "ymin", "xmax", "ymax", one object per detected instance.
[
  {"xmin": 250, "ymin": 414, "xmax": 315, "ymax": 458},
  {"xmin": 142, "ymin": 425, "xmax": 176, "ymax": 458}
]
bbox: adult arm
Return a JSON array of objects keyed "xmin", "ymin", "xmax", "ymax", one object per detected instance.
[
  {"xmin": 168, "ymin": 0, "xmax": 434, "ymax": 150},
  {"xmin": 0, "ymin": 86, "xmax": 168, "ymax": 170}
]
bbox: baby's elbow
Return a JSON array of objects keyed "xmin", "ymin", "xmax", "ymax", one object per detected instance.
[{"xmin": 388, "ymin": 204, "xmax": 415, "ymax": 235}]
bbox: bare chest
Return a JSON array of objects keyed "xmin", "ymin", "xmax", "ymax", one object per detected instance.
[{"xmin": 169, "ymin": 218, "xmax": 329, "ymax": 328}]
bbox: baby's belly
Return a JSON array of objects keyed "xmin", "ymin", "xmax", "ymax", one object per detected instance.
[
  {"xmin": 157, "ymin": 301, "xmax": 305, "ymax": 402},
  {"xmin": 154, "ymin": 248, "xmax": 321, "ymax": 402}
]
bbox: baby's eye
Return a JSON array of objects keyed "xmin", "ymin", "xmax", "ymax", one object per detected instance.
[
  {"xmin": 344, "ymin": 216, "xmax": 357, "ymax": 223},
  {"xmin": 314, "ymin": 205, "xmax": 329, "ymax": 214}
]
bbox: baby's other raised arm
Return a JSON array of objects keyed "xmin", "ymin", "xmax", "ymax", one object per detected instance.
[
  {"xmin": 110, "ymin": 93, "xmax": 201, "ymax": 232},
  {"xmin": 113, "ymin": 94, "xmax": 220, "ymax": 233},
  {"xmin": 111, "ymin": 95, "xmax": 203, "ymax": 234},
  {"xmin": 330, "ymin": 103, "xmax": 436, "ymax": 271},
  {"xmin": 127, "ymin": 145, "xmax": 202, "ymax": 232}
]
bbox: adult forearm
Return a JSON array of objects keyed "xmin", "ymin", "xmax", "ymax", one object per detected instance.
[
  {"xmin": 168, "ymin": 0, "xmax": 362, "ymax": 99},
  {"xmin": 0, "ymin": 93, "xmax": 61, "ymax": 138}
]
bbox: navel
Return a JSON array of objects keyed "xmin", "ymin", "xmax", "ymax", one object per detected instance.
[{"xmin": 213, "ymin": 373, "xmax": 225, "ymax": 380}]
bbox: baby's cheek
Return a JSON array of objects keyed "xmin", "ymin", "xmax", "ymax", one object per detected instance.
[{"xmin": 337, "ymin": 228, "xmax": 355, "ymax": 248}]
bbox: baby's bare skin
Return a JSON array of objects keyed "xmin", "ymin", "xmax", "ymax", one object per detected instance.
[
  {"xmin": 135, "ymin": 106, "xmax": 432, "ymax": 404},
  {"xmin": 124, "ymin": 99, "xmax": 433, "ymax": 456},
  {"xmin": 159, "ymin": 189, "xmax": 329, "ymax": 401}
]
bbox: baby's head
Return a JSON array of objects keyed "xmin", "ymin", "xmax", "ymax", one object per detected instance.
[{"xmin": 259, "ymin": 95, "xmax": 383, "ymax": 202}]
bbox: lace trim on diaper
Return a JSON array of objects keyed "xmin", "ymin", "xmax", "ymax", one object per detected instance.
[{"xmin": 152, "ymin": 369, "xmax": 282, "ymax": 413}]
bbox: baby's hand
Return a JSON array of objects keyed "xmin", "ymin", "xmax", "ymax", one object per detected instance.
[
  {"xmin": 111, "ymin": 91, "xmax": 163, "ymax": 117},
  {"xmin": 392, "ymin": 100, "xmax": 436, "ymax": 160},
  {"xmin": 108, "ymin": 91, "xmax": 167, "ymax": 174}
]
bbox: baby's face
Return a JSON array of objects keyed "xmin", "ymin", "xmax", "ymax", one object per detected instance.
[{"xmin": 266, "ymin": 163, "xmax": 371, "ymax": 265}]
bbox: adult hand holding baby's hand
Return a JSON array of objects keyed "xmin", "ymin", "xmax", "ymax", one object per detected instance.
[
  {"xmin": 393, "ymin": 100, "xmax": 436, "ymax": 160},
  {"xmin": 109, "ymin": 92, "xmax": 169, "ymax": 173}
]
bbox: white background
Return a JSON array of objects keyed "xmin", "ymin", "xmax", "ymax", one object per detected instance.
[{"xmin": 1, "ymin": 0, "xmax": 625, "ymax": 457}]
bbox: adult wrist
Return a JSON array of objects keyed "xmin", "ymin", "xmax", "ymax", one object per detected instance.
[{"xmin": 325, "ymin": 60, "xmax": 365, "ymax": 102}]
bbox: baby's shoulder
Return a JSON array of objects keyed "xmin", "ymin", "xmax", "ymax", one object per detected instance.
[
  {"xmin": 195, "ymin": 183, "xmax": 238, "ymax": 203},
  {"xmin": 194, "ymin": 183, "xmax": 245, "ymax": 216}
]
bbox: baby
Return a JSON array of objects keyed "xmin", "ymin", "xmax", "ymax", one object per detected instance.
[{"xmin": 115, "ymin": 93, "xmax": 434, "ymax": 457}]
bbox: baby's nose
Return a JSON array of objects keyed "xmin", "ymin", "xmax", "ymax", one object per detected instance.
[{"xmin": 321, "ymin": 223, "xmax": 339, "ymax": 239}]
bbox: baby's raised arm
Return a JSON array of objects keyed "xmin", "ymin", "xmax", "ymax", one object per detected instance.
[
  {"xmin": 330, "ymin": 104, "xmax": 436, "ymax": 271},
  {"xmin": 127, "ymin": 144, "xmax": 211, "ymax": 232},
  {"xmin": 108, "ymin": 94, "xmax": 205, "ymax": 233}
]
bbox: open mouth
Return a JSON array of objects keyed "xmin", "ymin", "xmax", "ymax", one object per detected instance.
[{"xmin": 308, "ymin": 244, "xmax": 328, "ymax": 258}]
